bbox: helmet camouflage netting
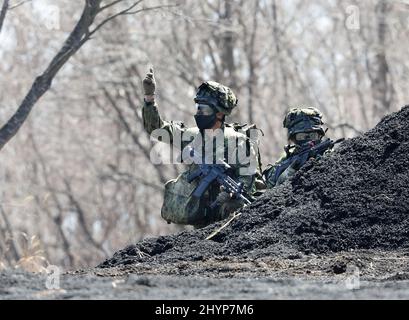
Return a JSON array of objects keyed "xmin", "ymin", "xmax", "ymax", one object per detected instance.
[
  {"xmin": 194, "ymin": 81, "xmax": 238, "ymax": 116},
  {"xmin": 283, "ymin": 107, "xmax": 325, "ymax": 138}
]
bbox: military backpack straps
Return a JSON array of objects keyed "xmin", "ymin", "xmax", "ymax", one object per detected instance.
[{"xmin": 225, "ymin": 122, "xmax": 266, "ymax": 192}]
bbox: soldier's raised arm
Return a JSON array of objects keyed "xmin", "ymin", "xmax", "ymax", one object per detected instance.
[{"xmin": 142, "ymin": 68, "xmax": 186, "ymax": 144}]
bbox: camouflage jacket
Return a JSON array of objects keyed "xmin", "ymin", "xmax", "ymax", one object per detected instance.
[
  {"xmin": 264, "ymin": 143, "xmax": 332, "ymax": 188},
  {"xmin": 143, "ymin": 100, "xmax": 258, "ymax": 227},
  {"xmin": 263, "ymin": 145, "xmax": 298, "ymax": 189}
]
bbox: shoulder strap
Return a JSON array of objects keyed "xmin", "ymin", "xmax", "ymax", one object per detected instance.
[{"xmin": 225, "ymin": 122, "xmax": 264, "ymax": 174}]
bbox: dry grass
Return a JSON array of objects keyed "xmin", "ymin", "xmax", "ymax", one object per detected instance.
[
  {"xmin": 0, "ymin": 233, "xmax": 50, "ymax": 273},
  {"xmin": 15, "ymin": 233, "xmax": 48, "ymax": 273}
]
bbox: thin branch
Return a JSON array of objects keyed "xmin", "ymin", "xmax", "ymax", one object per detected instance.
[
  {"xmin": 29, "ymin": 134, "xmax": 76, "ymax": 266},
  {"xmin": 123, "ymin": 4, "xmax": 177, "ymax": 15},
  {"xmin": 103, "ymin": 164, "xmax": 163, "ymax": 191},
  {"xmin": 62, "ymin": 179, "xmax": 109, "ymax": 257},
  {"xmin": 0, "ymin": 0, "xmax": 9, "ymax": 34},
  {"xmin": 88, "ymin": 0, "xmax": 143, "ymax": 37},
  {"xmin": 99, "ymin": 0, "xmax": 128, "ymax": 12},
  {"xmin": 9, "ymin": 0, "xmax": 31, "ymax": 10},
  {"xmin": 101, "ymin": 86, "xmax": 170, "ymax": 184},
  {"xmin": 89, "ymin": 2, "xmax": 177, "ymax": 37}
]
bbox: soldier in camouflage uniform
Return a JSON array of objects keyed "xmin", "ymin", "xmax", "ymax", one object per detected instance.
[
  {"xmin": 263, "ymin": 107, "xmax": 326, "ymax": 188},
  {"xmin": 142, "ymin": 68, "xmax": 259, "ymax": 228}
]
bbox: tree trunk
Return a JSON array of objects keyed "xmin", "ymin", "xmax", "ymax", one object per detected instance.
[
  {"xmin": 221, "ymin": 0, "xmax": 237, "ymax": 92},
  {"xmin": 371, "ymin": 0, "xmax": 392, "ymax": 114}
]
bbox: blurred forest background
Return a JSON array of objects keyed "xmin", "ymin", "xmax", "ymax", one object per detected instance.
[{"xmin": 0, "ymin": 0, "xmax": 408, "ymax": 270}]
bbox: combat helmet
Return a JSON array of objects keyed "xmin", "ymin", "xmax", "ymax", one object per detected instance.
[
  {"xmin": 283, "ymin": 107, "xmax": 325, "ymax": 138},
  {"xmin": 194, "ymin": 81, "xmax": 238, "ymax": 116}
]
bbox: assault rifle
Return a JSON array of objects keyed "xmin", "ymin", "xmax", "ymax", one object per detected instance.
[
  {"xmin": 272, "ymin": 138, "xmax": 345, "ymax": 185},
  {"xmin": 185, "ymin": 146, "xmax": 252, "ymax": 209}
]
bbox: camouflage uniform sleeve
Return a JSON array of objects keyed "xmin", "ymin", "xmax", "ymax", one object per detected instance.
[
  {"xmin": 142, "ymin": 100, "xmax": 186, "ymax": 145},
  {"xmin": 263, "ymin": 152, "xmax": 288, "ymax": 188},
  {"xmin": 275, "ymin": 165, "xmax": 297, "ymax": 186}
]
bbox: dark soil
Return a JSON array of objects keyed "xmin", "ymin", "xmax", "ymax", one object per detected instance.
[{"xmin": 99, "ymin": 105, "xmax": 409, "ymax": 270}]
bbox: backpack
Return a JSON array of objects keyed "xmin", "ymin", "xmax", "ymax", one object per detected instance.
[{"xmin": 161, "ymin": 170, "xmax": 207, "ymax": 225}]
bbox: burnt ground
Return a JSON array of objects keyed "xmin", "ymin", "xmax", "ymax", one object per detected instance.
[
  {"xmin": 2, "ymin": 250, "xmax": 409, "ymax": 299},
  {"xmin": 1, "ymin": 106, "xmax": 409, "ymax": 300}
]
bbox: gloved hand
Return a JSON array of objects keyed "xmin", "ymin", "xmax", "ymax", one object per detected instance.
[
  {"xmin": 217, "ymin": 191, "xmax": 243, "ymax": 220},
  {"xmin": 143, "ymin": 68, "xmax": 156, "ymax": 96},
  {"xmin": 217, "ymin": 189, "xmax": 232, "ymax": 203}
]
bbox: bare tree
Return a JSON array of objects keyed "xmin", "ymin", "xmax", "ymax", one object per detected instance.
[{"xmin": 0, "ymin": 0, "xmax": 175, "ymax": 150}]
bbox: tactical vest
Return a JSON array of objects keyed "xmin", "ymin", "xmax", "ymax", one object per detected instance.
[{"xmin": 161, "ymin": 123, "xmax": 263, "ymax": 226}]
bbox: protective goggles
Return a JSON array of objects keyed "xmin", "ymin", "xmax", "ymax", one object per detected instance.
[
  {"xmin": 195, "ymin": 103, "xmax": 215, "ymax": 116},
  {"xmin": 294, "ymin": 131, "xmax": 321, "ymax": 142}
]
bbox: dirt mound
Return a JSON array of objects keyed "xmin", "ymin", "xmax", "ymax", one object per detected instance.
[{"xmin": 99, "ymin": 106, "xmax": 409, "ymax": 268}]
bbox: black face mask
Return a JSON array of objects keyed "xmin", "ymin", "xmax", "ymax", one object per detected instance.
[{"xmin": 194, "ymin": 113, "xmax": 218, "ymax": 130}]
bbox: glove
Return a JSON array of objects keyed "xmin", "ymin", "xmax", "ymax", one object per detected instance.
[
  {"xmin": 217, "ymin": 189, "xmax": 233, "ymax": 202},
  {"xmin": 142, "ymin": 68, "xmax": 156, "ymax": 95},
  {"xmin": 214, "ymin": 191, "xmax": 242, "ymax": 220}
]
